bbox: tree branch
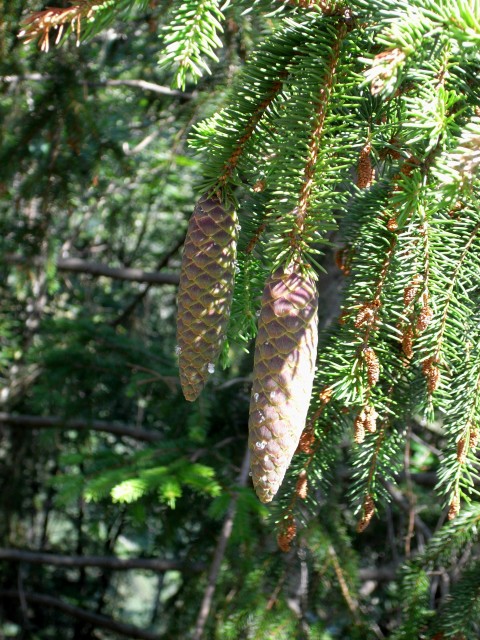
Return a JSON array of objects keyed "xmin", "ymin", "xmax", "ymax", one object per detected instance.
[
  {"xmin": 0, "ymin": 412, "xmax": 163, "ymax": 443},
  {"xmin": 193, "ymin": 448, "xmax": 251, "ymax": 640},
  {"xmin": 0, "ymin": 548, "xmax": 204, "ymax": 572},
  {"xmin": 0, "ymin": 74, "xmax": 194, "ymax": 99},
  {"xmin": 0, "ymin": 590, "xmax": 159, "ymax": 640},
  {"xmin": 5, "ymin": 254, "xmax": 180, "ymax": 285}
]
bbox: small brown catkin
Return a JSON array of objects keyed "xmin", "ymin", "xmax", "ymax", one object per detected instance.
[
  {"xmin": 416, "ymin": 305, "xmax": 433, "ymax": 333},
  {"xmin": 277, "ymin": 516, "xmax": 297, "ymax": 552},
  {"xmin": 357, "ymin": 494, "xmax": 375, "ymax": 532},
  {"xmin": 422, "ymin": 357, "xmax": 441, "ymax": 393},
  {"xmin": 403, "ymin": 274, "xmax": 422, "ymax": 307},
  {"xmin": 296, "ymin": 470, "xmax": 308, "ymax": 500},
  {"xmin": 354, "ymin": 304, "xmax": 376, "ymax": 328},
  {"xmin": 357, "ymin": 142, "xmax": 375, "ymax": 189},
  {"xmin": 363, "ymin": 347, "xmax": 380, "ymax": 387},
  {"xmin": 470, "ymin": 426, "xmax": 479, "ymax": 449},
  {"xmin": 402, "ymin": 325, "xmax": 414, "ymax": 360},
  {"xmin": 364, "ymin": 405, "xmax": 377, "ymax": 433},
  {"xmin": 319, "ymin": 386, "xmax": 333, "ymax": 404},
  {"xmin": 297, "ymin": 427, "xmax": 315, "ymax": 454},
  {"xmin": 448, "ymin": 492, "xmax": 460, "ymax": 520},
  {"xmin": 457, "ymin": 437, "xmax": 468, "ymax": 464},
  {"xmin": 354, "ymin": 412, "xmax": 366, "ymax": 444},
  {"xmin": 387, "ymin": 217, "xmax": 398, "ymax": 232},
  {"xmin": 427, "ymin": 365, "xmax": 440, "ymax": 393}
]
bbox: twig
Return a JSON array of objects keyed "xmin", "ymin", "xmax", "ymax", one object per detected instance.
[
  {"xmin": 192, "ymin": 447, "xmax": 251, "ymax": 640},
  {"xmin": 380, "ymin": 479, "xmax": 431, "ymax": 543},
  {"xmin": 0, "ymin": 590, "xmax": 158, "ymax": 640},
  {"xmin": 112, "ymin": 235, "xmax": 184, "ymax": 326},
  {"xmin": 0, "ymin": 74, "xmax": 194, "ymax": 99},
  {"xmin": 0, "ymin": 549, "xmax": 204, "ymax": 572},
  {"xmin": 5, "ymin": 254, "xmax": 180, "ymax": 286},
  {"xmin": 0, "ymin": 412, "xmax": 163, "ymax": 443}
]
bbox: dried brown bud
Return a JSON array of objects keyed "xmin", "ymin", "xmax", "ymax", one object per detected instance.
[
  {"xmin": 357, "ymin": 494, "xmax": 375, "ymax": 532},
  {"xmin": 457, "ymin": 437, "xmax": 468, "ymax": 464},
  {"xmin": 296, "ymin": 470, "xmax": 308, "ymax": 500},
  {"xmin": 421, "ymin": 357, "xmax": 440, "ymax": 393},
  {"xmin": 427, "ymin": 365, "xmax": 440, "ymax": 393},
  {"xmin": 335, "ymin": 246, "xmax": 352, "ymax": 276},
  {"xmin": 297, "ymin": 427, "xmax": 315, "ymax": 454},
  {"xmin": 354, "ymin": 412, "xmax": 366, "ymax": 444},
  {"xmin": 277, "ymin": 516, "xmax": 297, "ymax": 552},
  {"xmin": 319, "ymin": 386, "xmax": 333, "ymax": 404},
  {"xmin": 416, "ymin": 305, "xmax": 433, "ymax": 332},
  {"xmin": 387, "ymin": 217, "xmax": 398, "ymax": 232},
  {"xmin": 448, "ymin": 492, "xmax": 460, "ymax": 520},
  {"xmin": 354, "ymin": 304, "xmax": 376, "ymax": 328},
  {"xmin": 252, "ymin": 179, "xmax": 266, "ymax": 193},
  {"xmin": 338, "ymin": 309, "xmax": 349, "ymax": 325},
  {"xmin": 357, "ymin": 142, "xmax": 375, "ymax": 189},
  {"xmin": 363, "ymin": 347, "xmax": 380, "ymax": 387},
  {"xmin": 403, "ymin": 275, "xmax": 422, "ymax": 306},
  {"xmin": 402, "ymin": 325, "xmax": 414, "ymax": 359},
  {"xmin": 364, "ymin": 405, "xmax": 378, "ymax": 433},
  {"xmin": 470, "ymin": 426, "xmax": 479, "ymax": 449}
]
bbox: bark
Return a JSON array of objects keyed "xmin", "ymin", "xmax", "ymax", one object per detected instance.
[
  {"xmin": 0, "ymin": 412, "xmax": 163, "ymax": 442},
  {"xmin": 0, "ymin": 548, "xmax": 204, "ymax": 572},
  {"xmin": 0, "ymin": 590, "xmax": 159, "ymax": 640},
  {"xmin": 5, "ymin": 254, "xmax": 179, "ymax": 285}
]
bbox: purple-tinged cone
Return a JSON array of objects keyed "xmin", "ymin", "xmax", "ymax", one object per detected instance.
[
  {"xmin": 176, "ymin": 193, "xmax": 238, "ymax": 401},
  {"xmin": 248, "ymin": 263, "xmax": 318, "ymax": 502}
]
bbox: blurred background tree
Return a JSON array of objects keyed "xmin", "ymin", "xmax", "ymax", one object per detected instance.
[{"xmin": 1, "ymin": 1, "xmax": 479, "ymax": 639}]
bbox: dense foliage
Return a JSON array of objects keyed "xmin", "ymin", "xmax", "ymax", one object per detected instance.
[{"xmin": 1, "ymin": 1, "xmax": 480, "ymax": 638}]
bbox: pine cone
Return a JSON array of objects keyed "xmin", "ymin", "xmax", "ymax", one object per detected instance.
[
  {"xmin": 249, "ymin": 263, "xmax": 318, "ymax": 503},
  {"xmin": 176, "ymin": 193, "xmax": 238, "ymax": 401}
]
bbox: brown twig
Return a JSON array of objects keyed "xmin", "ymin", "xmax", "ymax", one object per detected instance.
[
  {"xmin": 0, "ymin": 590, "xmax": 159, "ymax": 640},
  {"xmin": 192, "ymin": 447, "xmax": 251, "ymax": 640}
]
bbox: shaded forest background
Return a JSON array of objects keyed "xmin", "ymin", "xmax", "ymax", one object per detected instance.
[{"xmin": 0, "ymin": 1, "xmax": 477, "ymax": 639}]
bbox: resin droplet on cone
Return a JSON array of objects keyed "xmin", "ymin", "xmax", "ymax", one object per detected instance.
[
  {"xmin": 248, "ymin": 263, "xmax": 318, "ymax": 503},
  {"xmin": 176, "ymin": 193, "xmax": 238, "ymax": 401}
]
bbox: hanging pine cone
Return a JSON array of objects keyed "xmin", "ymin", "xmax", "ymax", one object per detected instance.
[
  {"xmin": 248, "ymin": 263, "xmax": 318, "ymax": 503},
  {"xmin": 176, "ymin": 193, "xmax": 238, "ymax": 401}
]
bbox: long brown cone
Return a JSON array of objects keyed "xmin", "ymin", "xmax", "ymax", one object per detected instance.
[
  {"xmin": 176, "ymin": 193, "xmax": 238, "ymax": 401},
  {"xmin": 248, "ymin": 262, "xmax": 318, "ymax": 502}
]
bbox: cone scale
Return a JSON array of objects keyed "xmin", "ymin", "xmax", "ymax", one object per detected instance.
[
  {"xmin": 248, "ymin": 263, "xmax": 318, "ymax": 503},
  {"xmin": 176, "ymin": 193, "xmax": 238, "ymax": 401}
]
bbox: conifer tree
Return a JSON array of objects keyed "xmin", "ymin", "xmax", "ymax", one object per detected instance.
[{"xmin": 14, "ymin": 0, "xmax": 480, "ymax": 637}]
